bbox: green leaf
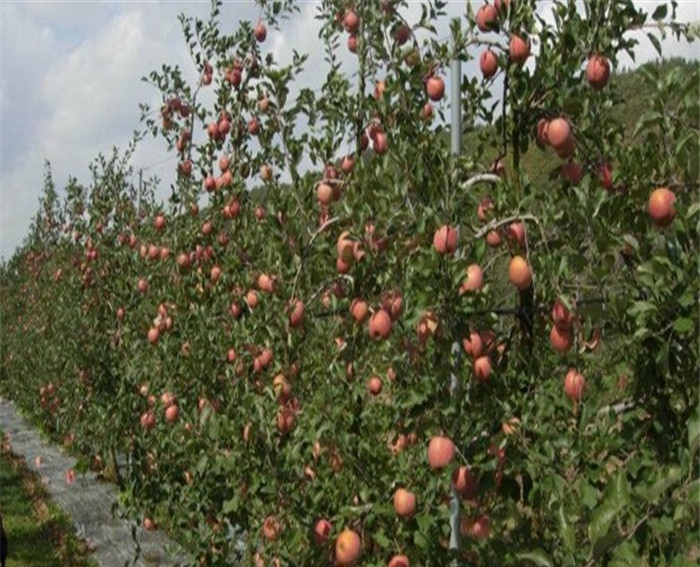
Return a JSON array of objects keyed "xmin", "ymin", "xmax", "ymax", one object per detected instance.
[
  {"xmin": 651, "ymin": 4, "xmax": 668, "ymax": 21},
  {"xmin": 222, "ymin": 496, "xmax": 239, "ymax": 514},
  {"xmin": 589, "ymin": 501, "xmax": 619, "ymax": 547},
  {"xmin": 413, "ymin": 529, "xmax": 429, "ymax": 549},
  {"xmin": 647, "ymin": 33, "xmax": 663, "ymax": 56},
  {"xmin": 588, "ymin": 471, "xmax": 630, "ymax": 546},
  {"xmin": 558, "ymin": 504, "xmax": 575, "ymax": 553},
  {"xmin": 516, "ymin": 549, "xmax": 554, "ymax": 566},
  {"xmin": 636, "ymin": 466, "xmax": 682, "ymax": 501},
  {"xmin": 373, "ymin": 530, "xmax": 391, "ymax": 548},
  {"xmin": 688, "ymin": 404, "xmax": 700, "ymax": 457},
  {"xmin": 688, "ymin": 479, "xmax": 699, "ymax": 508},
  {"xmin": 673, "ymin": 318, "xmax": 694, "ymax": 334}
]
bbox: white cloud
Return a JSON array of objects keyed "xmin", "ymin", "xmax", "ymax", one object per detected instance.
[{"xmin": 1, "ymin": 0, "xmax": 697, "ymax": 259}]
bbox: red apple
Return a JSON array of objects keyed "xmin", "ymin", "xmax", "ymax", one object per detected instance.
[
  {"xmin": 426, "ymin": 76, "xmax": 445, "ymax": 101},
  {"xmin": 476, "ymin": 4, "xmax": 498, "ymax": 32},
  {"xmin": 648, "ymin": 187, "xmax": 676, "ymax": 228},
  {"xmin": 509, "ymin": 35, "xmax": 530, "ymax": 65},
  {"xmin": 586, "ymin": 54, "xmax": 611, "ymax": 89},
  {"xmin": 480, "ymin": 49, "xmax": 498, "ymax": 77}
]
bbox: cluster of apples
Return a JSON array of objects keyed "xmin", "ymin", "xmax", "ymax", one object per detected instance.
[{"xmin": 474, "ymin": 0, "xmax": 531, "ymax": 78}]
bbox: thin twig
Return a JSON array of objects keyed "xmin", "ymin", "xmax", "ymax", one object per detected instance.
[{"xmin": 290, "ymin": 217, "xmax": 340, "ymax": 301}]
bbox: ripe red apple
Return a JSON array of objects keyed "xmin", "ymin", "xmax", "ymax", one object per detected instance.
[
  {"xmin": 176, "ymin": 252, "xmax": 191, "ymax": 270},
  {"xmin": 341, "ymin": 154, "xmax": 355, "ymax": 173},
  {"xmin": 476, "ymin": 4, "xmax": 498, "ymax": 32},
  {"xmin": 161, "ymin": 391, "xmax": 176, "ymax": 407},
  {"xmin": 648, "ymin": 187, "xmax": 676, "ymax": 228},
  {"xmin": 458, "ymin": 264, "xmax": 483, "ymax": 295},
  {"xmin": 551, "ymin": 299, "xmax": 574, "ymax": 329},
  {"xmin": 473, "ymin": 355, "xmax": 492, "ymax": 383},
  {"xmin": 507, "ymin": 221, "xmax": 526, "ymax": 248},
  {"xmin": 335, "ymin": 529, "xmax": 361, "ymax": 566},
  {"xmin": 393, "ymin": 488, "xmax": 417, "ymax": 518},
  {"xmin": 547, "ymin": 118, "xmax": 572, "ymax": 150},
  {"xmin": 313, "ymin": 519, "xmax": 332, "ymax": 546},
  {"xmin": 164, "ymin": 405, "xmax": 179, "ymax": 423},
  {"xmin": 388, "ymin": 555, "xmax": 410, "ymax": 567},
  {"xmin": 276, "ymin": 407, "xmax": 296, "ymax": 434},
  {"xmin": 395, "ymin": 24, "xmax": 411, "ymax": 45},
  {"xmin": 427, "ymin": 435, "xmax": 455, "ymax": 470},
  {"xmin": 452, "ymin": 466, "xmax": 478, "ymax": 501},
  {"xmin": 347, "ymin": 34, "xmax": 358, "ymax": 53},
  {"xmin": 373, "ymin": 131, "xmax": 388, "ymax": 154},
  {"xmin": 463, "ymin": 515, "xmax": 491, "ymax": 539},
  {"xmin": 317, "ymin": 183, "xmax": 334, "ymax": 206},
  {"xmin": 154, "ymin": 215, "xmax": 165, "ymax": 232},
  {"xmin": 273, "ymin": 374, "xmax": 291, "ymax": 402},
  {"xmin": 143, "ymin": 517, "xmax": 156, "ymax": 531},
  {"xmin": 486, "ymin": 229, "xmax": 502, "ymax": 248},
  {"xmin": 382, "ymin": 290, "xmax": 404, "ymax": 320},
  {"xmin": 343, "ymin": 9, "xmax": 360, "ymax": 33},
  {"xmin": 477, "ymin": 197, "xmax": 494, "ymax": 222},
  {"xmin": 508, "ymin": 256, "xmax": 532, "ymax": 290},
  {"xmin": 536, "ymin": 118, "xmax": 550, "ymax": 147},
  {"xmin": 462, "ymin": 331, "xmax": 484, "ymax": 358},
  {"xmin": 586, "ymin": 54, "xmax": 611, "ymax": 89},
  {"xmin": 257, "ymin": 273, "xmax": 275, "ymax": 294},
  {"xmin": 561, "ymin": 161, "xmax": 583, "ymax": 185},
  {"xmin": 599, "ymin": 162, "xmax": 614, "ymax": 190},
  {"xmin": 369, "ymin": 309, "xmax": 392, "ymax": 340},
  {"xmin": 218, "ymin": 119, "xmax": 231, "ymax": 136},
  {"xmin": 509, "ymin": 35, "xmax": 530, "ymax": 65},
  {"xmin": 426, "ymin": 76, "xmax": 445, "ymax": 101},
  {"xmin": 564, "ymin": 369, "xmax": 585, "ymax": 402},
  {"xmin": 480, "ymin": 49, "xmax": 498, "ymax": 77},
  {"xmin": 289, "ymin": 299, "xmax": 305, "ymax": 328},
  {"xmin": 147, "ymin": 327, "xmax": 159, "ymax": 344},
  {"xmin": 350, "ymin": 299, "xmax": 369, "ymax": 324},
  {"xmin": 263, "ymin": 515, "xmax": 281, "ymax": 541},
  {"xmin": 246, "ymin": 290, "xmax": 259, "ymax": 308},
  {"xmin": 549, "ymin": 325, "xmax": 573, "ymax": 352},
  {"xmin": 433, "ymin": 224, "xmax": 458, "ymax": 255},
  {"xmin": 254, "ymin": 21, "xmax": 267, "ymax": 43},
  {"xmin": 416, "ymin": 311, "xmax": 438, "ymax": 344},
  {"xmin": 367, "ymin": 375, "xmax": 383, "ymax": 396},
  {"xmin": 248, "ymin": 117, "xmax": 260, "ymax": 136},
  {"xmin": 140, "ymin": 411, "xmax": 156, "ymax": 430},
  {"xmin": 138, "ymin": 278, "xmax": 149, "ymax": 294}
]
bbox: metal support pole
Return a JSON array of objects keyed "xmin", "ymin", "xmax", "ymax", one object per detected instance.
[
  {"xmin": 450, "ymin": 59, "xmax": 462, "ymax": 157},
  {"xmin": 448, "ymin": 21, "xmax": 462, "ymax": 554}
]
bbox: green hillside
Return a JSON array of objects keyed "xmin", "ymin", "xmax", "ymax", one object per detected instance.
[{"xmin": 462, "ymin": 57, "xmax": 699, "ymax": 190}]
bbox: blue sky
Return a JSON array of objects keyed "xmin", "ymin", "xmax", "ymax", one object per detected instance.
[{"xmin": 1, "ymin": 0, "xmax": 698, "ymax": 260}]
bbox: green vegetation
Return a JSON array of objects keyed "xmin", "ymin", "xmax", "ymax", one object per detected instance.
[
  {"xmin": 0, "ymin": 1, "xmax": 697, "ymax": 566},
  {"xmin": 0, "ymin": 434, "xmax": 97, "ymax": 567}
]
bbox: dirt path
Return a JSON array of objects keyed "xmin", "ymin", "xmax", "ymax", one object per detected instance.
[{"xmin": 0, "ymin": 396, "xmax": 192, "ymax": 567}]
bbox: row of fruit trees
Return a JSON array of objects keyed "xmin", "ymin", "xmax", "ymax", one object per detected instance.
[{"xmin": 0, "ymin": 0, "xmax": 698, "ymax": 565}]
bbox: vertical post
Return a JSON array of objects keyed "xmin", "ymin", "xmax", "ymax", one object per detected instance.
[
  {"xmin": 450, "ymin": 59, "xmax": 462, "ymax": 157},
  {"xmin": 137, "ymin": 168, "xmax": 143, "ymax": 217},
  {"xmin": 448, "ymin": 22, "xmax": 462, "ymax": 554}
]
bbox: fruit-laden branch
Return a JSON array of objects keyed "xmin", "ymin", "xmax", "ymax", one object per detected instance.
[
  {"xmin": 290, "ymin": 216, "xmax": 341, "ymax": 301},
  {"xmin": 472, "ymin": 213, "xmax": 542, "ymax": 240}
]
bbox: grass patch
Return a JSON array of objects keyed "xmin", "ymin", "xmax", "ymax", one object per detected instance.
[{"xmin": 0, "ymin": 433, "xmax": 98, "ymax": 567}]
